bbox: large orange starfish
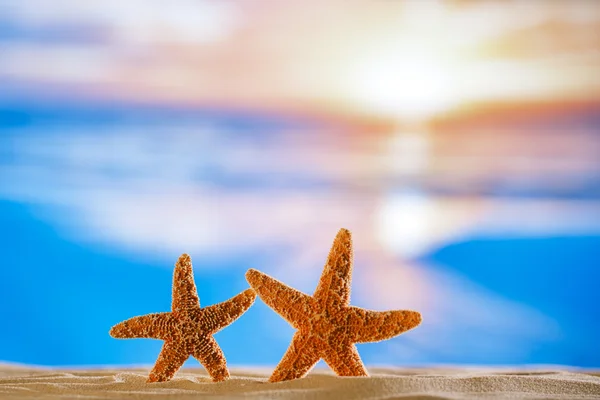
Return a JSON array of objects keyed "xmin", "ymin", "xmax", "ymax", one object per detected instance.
[
  {"xmin": 246, "ymin": 228, "xmax": 422, "ymax": 382},
  {"xmin": 110, "ymin": 254, "xmax": 256, "ymax": 382}
]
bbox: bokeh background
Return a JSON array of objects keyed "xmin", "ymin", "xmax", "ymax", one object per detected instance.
[{"xmin": 1, "ymin": 0, "xmax": 599, "ymax": 368}]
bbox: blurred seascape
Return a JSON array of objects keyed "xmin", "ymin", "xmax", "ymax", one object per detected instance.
[{"xmin": 0, "ymin": 0, "xmax": 599, "ymax": 368}]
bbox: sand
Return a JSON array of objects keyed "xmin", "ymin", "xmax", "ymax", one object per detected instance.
[{"xmin": 0, "ymin": 364, "xmax": 598, "ymax": 399}]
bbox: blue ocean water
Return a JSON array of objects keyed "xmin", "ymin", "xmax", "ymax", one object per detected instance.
[{"xmin": 0, "ymin": 101, "xmax": 598, "ymax": 368}]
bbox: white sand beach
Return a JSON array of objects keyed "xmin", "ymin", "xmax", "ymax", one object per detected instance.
[{"xmin": 0, "ymin": 364, "xmax": 599, "ymax": 399}]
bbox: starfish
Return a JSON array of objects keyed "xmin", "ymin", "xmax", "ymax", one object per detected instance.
[
  {"xmin": 110, "ymin": 253, "xmax": 256, "ymax": 383},
  {"xmin": 246, "ymin": 228, "xmax": 422, "ymax": 382}
]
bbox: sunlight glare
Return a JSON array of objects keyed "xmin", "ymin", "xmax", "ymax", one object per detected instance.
[
  {"xmin": 349, "ymin": 48, "xmax": 459, "ymax": 121},
  {"xmin": 376, "ymin": 191, "xmax": 437, "ymax": 258}
]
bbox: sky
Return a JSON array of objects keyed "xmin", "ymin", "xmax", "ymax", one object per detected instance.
[{"xmin": 0, "ymin": 0, "xmax": 599, "ymax": 368}]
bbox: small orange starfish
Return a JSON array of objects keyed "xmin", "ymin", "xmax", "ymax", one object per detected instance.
[
  {"xmin": 246, "ymin": 228, "xmax": 422, "ymax": 382},
  {"xmin": 110, "ymin": 254, "xmax": 256, "ymax": 383}
]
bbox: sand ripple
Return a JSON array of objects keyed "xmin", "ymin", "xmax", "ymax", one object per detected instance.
[{"xmin": 0, "ymin": 365, "xmax": 598, "ymax": 399}]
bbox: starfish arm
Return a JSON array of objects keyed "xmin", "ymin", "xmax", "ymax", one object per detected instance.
[
  {"xmin": 245, "ymin": 269, "xmax": 313, "ymax": 329},
  {"xmin": 200, "ymin": 288, "xmax": 257, "ymax": 334},
  {"xmin": 172, "ymin": 254, "xmax": 200, "ymax": 313},
  {"xmin": 269, "ymin": 332, "xmax": 321, "ymax": 383},
  {"xmin": 147, "ymin": 341, "xmax": 190, "ymax": 382},
  {"xmin": 313, "ymin": 228, "xmax": 354, "ymax": 309},
  {"xmin": 323, "ymin": 342, "xmax": 368, "ymax": 377},
  {"xmin": 346, "ymin": 307, "xmax": 422, "ymax": 343},
  {"xmin": 109, "ymin": 312, "xmax": 175, "ymax": 340},
  {"xmin": 192, "ymin": 336, "xmax": 230, "ymax": 382}
]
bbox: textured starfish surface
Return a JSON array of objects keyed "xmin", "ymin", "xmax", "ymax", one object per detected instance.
[
  {"xmin": 246, "ymin": 228, "xmax": 422, "ymax": 383},
  {"xmin": 110, "ymin": 254, "xmax": 256, "ymax": 383}
]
